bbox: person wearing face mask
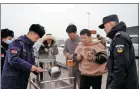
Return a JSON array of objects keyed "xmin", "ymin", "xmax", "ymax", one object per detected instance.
[
  {"xmin": 1, "ymin": 28, "xmax": 14, "ymax": 74},
  {"xmin": 1, "ymin": 24, "xmax": 45, "ymax": 89},
  {"xmin": 74, "ymin": 29, "xmax": 108, "ymax": 89}
]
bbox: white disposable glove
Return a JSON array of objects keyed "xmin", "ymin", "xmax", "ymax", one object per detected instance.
[
  {"xmin": 49, "ymin": 48, "xmax": 53, "ymax": 53},
  {"xmin": 45, "ymin": 48, "xmax": 49, "ymax": 52}
]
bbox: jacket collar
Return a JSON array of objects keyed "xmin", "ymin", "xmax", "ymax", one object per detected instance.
[
  {"xmin": 107, "ymin": 21, "xmax": 127, "ymax": 39},
  {"xmin": 19, "ymin": 35, "xmax": 34, "ymax": 47}
]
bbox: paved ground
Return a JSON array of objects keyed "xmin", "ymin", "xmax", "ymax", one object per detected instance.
[{"xmin": 28, "ymin": 59, "xmax": 139, "ymax": 89}]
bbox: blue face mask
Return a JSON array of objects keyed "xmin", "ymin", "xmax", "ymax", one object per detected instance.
[{"xmin": 6, "ymin": 39, "xmax": 13, "ymax": 44}]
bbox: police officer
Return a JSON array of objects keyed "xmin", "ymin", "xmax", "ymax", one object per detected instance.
[
  {"xmin": 99, "ymin": 14, "xmax": 139, "ymax": 89},
  {"xmin": 1, "ymin": 24, "xmax": 45, "ymax": 89},
  {"xmin": 1, "ymin": 28, "xmax": 14, "ymax": 74}
]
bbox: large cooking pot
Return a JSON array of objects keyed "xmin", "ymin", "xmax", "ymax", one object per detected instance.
[{"xmin": 48, "ymin": 66, "xmax": 61, "ymax": 79}]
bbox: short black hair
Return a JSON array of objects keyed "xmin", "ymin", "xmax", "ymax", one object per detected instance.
[
  {"xmin": 80, "ymin": 29, "xmax": 91, "ymax": 36},
  {"xmin": 29, "ymin": 24, "xmax": 45, "ymax": 38},
  {"xmin": 66, "ymin": 24, "xmax": 77, "ymax": 33}
]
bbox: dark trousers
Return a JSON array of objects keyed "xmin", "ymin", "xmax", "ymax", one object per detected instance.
[
  {"xmin": 80, "ymin": 75, "xmax": 102, "ymax": 89},
  {"xmin": 39, "ymin": 62, "xmax": 44, "ymax": 80},
  {"xmin": 68, "ymin": 66, "xmax": 80, "ymax": 89}
]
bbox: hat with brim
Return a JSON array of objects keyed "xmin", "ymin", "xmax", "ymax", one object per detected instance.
[{"xmin": 99, "ymin": 14, "xmax": 119, "ymax": 29}]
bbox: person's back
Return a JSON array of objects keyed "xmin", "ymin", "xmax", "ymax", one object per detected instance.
[
  {"xmin": 113, "ymin": 31, "xmax": 138, "ymax": 89},
  {"xmin": 126, "ymin": 37, "xmax": 138, "ymax": 89},
  {"xmin": 106, "ymin": 24, "xmax": 139, "ymax": 89}
]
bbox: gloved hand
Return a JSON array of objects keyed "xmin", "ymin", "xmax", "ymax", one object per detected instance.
[
  {"xmin": 45, "ymin": 48, "xmax": 49, "ymax": 52},
  {"xmin": 49, "ymin": 48, "xmax": 53, "ymax": 53}
]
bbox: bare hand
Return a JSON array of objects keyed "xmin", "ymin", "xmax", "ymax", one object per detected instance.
[
  {"xmin": 67, "ymin": 54, "xmax": 73, "ymax": 60},
  {"xmin": 31, "ymin": 65, "xmax": 38, "ymax": 72},
  {"xmin": 31, "ymin": 66, "xmax": 44, "ymax": 73},
  {"xmin": 77, "ymin": 54, "xmax": 82, "ymax": 60},
  {"xmin": 36, "ymin": 67, "xmax": 44, "ymax": 73}
]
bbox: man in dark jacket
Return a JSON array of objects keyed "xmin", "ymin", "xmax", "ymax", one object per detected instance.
[
  {"xmin": 1, "ymin": 28, "xmax": 14, "ymax": 74},
  {"xmin": 1, "ymin": 24, "xmax": 45, "ymax": 89},
  {"xmin": 99, "ymin": 14, "xmax": 139, "ymax": 89}
]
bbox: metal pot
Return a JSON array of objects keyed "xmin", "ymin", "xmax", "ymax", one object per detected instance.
[{"xmin": 48, "ymin": 66, "xmax": 61, "ymax": 79}]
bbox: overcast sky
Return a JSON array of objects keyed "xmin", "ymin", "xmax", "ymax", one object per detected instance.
[{"xmin": 1, "ymin": 4, "xmax": 138, "ymax": 40}]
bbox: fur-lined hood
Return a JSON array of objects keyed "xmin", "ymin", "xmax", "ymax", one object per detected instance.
[{"xmin": 41, "ymin": 34, "xmax": 56, "ymax": 45}]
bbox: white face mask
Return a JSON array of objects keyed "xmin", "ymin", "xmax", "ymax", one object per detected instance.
[{"xmin": 6, "ymin": 39, "xmax": 13, "ymax": 44}]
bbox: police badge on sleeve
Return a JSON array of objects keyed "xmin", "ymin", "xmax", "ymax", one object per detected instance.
[
  {"xmin": 11, "ymin": 50, "xmax": 18, "ymax": 54},
  {"xmin": 115, "ymin": 45, "xmax": 124, "ymax": 53}
]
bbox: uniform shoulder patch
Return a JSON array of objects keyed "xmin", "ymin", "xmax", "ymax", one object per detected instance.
[
  {"xmin": 11, "ymin": 50, "xmax": 18, "ymax": 54},
  {"xmin": 115, "ymin": 32, "xmax": 121, "ymax": 37},
  {"xmin": 115, "ymin": 45, "xmax": 124, "ymax": 53}
]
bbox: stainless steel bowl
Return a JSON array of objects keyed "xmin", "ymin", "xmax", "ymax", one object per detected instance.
[{"xmin": 48, "ymin": 66, "xmax": 61, "ymax": 79}]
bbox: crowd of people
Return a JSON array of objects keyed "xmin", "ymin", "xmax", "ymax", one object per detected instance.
[{"xmin": 1, "ymin": 14, "xmax": 138, "ymax": 89}]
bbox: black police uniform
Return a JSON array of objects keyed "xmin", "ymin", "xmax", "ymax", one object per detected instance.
[
  {"xmin": 1, "ymin": 29, "xmax": 14, "ymax": 74},
  {"xmin": 106, "ymin": 22, "xmax": 139, "ymax": 89},
  {"xmin": 1, "ymin": 41, "xmax": 9, "ymax": 73}
]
